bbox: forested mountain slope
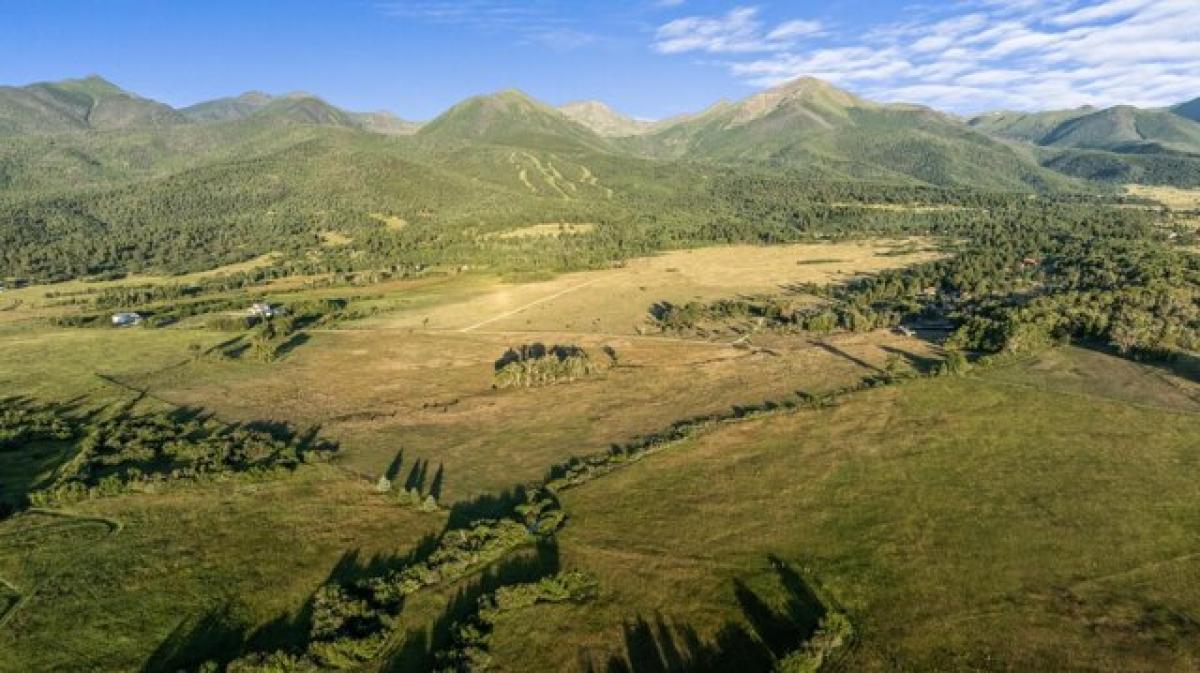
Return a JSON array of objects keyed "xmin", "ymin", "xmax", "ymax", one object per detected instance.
[
  {"xmin": 0, "ymin": 76, "xmax": 184, "ymax": 136},
  {"xmin": 969, "ymin": 101, "xmax": 1200, "ymax": 187},
  {"xmin": 630, "ymin": 77, "xmax": 1075, "ymax": 191}
]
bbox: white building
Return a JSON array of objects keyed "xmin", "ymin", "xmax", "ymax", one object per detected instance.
[{"xmin": 111, "ymin": 312, "xmax": 143, "ymax": 327}]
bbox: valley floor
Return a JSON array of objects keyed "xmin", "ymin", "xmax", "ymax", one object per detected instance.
[{"xmin": 1, "ymin": 240, "xmax": 1198, "ymax": 672}]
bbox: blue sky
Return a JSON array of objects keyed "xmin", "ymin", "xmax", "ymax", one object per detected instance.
[{"xmin": 2, "ymin": 0, "xmax": 1197, "ymax": 120}]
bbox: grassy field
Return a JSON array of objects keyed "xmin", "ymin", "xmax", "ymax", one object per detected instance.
[
  {"xmin": 8, "ymin": 238, "xmax": 1196, "ymax": 672},
  {"xmin": 368, "ymin": 240, "xmax": 940, "ymax": 335},
  {"xmin": 122, "ymin": 328, "xmax": 936, "ymax": 504},
  {"xmin": 1126, "ymin": 184, "xmax": 1200, "ymax": 211},
  {"xmin": 0, "ymin": 467, "xmax": 442, "ymax": 673},
  {"xmin": 493, "ymin": 223, "xmax": 597, "ymax": 239},
  {"xmin": 478, "ymin": 346, "xmax": 1200, "ymax": 672}
]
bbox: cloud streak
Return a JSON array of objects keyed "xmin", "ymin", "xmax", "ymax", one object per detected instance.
[
  {"xmin": 653, "ymin": 1, "xmax": 1200, "ymax": 113},
  {"xmin": 653, "ymin": 7, "xmax": 822, "ymax": 54},
  {"xmin": 377, "ymin": 1, "xmax": 600, "ymax": 51}
]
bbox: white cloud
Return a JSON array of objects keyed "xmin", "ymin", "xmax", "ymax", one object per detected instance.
[
  {"xmin": 653, "ymin": 6, "xmax": 822, "ymax": 54},
  {"xmin": 652, "ymin": 0, "xmax": 1200, "ymax": 113},
  {"xmin": 767, "ymin": 20, "xmax": 822, "ymax": 42}
]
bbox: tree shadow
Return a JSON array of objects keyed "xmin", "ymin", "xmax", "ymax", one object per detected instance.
[
  {"xmin": 404, "ymin": 459, "xmax": 429, "ymax": 492},
  {"xmin": 273, "ymin": 332, "xmax": 311, "ymax": 360},
  {"xmin": 385, "ymin": 449, "xmax": 405, "ymax": 482},
  {"xmin": 0, "ymin": 396, "xmax": 93, "ymax": 514},
  {"xmin": 590, "ymin": 616, "xmax": 770, "ymax": 673},
  {"xmin": 810, "ymin": 340, "xmax": 882, "ymax": 373},
  {"xmin": 879, "ymin": 345, "xmax": 943, "ymax": 375},
  {"xmin": 384, "ymin": 538, "xmax": 562, "ymax": 673},
  {"xmin": 139, "ymin": 539, "xmax": 440, "ymax": 672},
  {"xmin": 590, "ymin": 557, "xmax": 827, "ymax": 673},
  {"xmin": 236, "ymin": 420, "xmax": 338, "ymax": 455},
  {"xmin": 445, "ymin": 485, "xmax": 529, "ymax": 530},
  {"xmin": 1080, "ymin": 340, "xmax": 1200, "ymax": 388},
  {"xmin": 429, "ymin": 463, "xmax": 445, "ymax": 500}
]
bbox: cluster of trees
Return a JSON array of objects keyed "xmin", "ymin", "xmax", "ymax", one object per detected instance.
[
  {"xmin": 815, "ymin": 202, "xmax": 1200, "ymax": 357},
  {"xmin": 0, "ymin": 398, "xmax": 76, "ymax": 450},
  {"xmin": 492, "ymin": 344, "xmax": 605, "ymax": 389},
  {"xmin": 25, "ymin": 407, "xmax": 336, "ymax": 508},
  {"xmin": 225, "ymin": 489, "xmax": 564, "ymax": 670},
  {"xmin": 644, "ymin": 195, "xmax": 1198, "ymax": 360},
  {"xmin": 434, "ymin": 571, "xmax": 599, "ymax": 672},
  {"xmin": 775, "ymin": 612, "xmax": 854, "ymax": 673}
]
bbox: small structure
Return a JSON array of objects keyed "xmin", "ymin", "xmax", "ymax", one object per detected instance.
[
  {"xmin": 895, "ymin": 325, "xmax": 916, "ymax": 338},
  {"xmin": 111, "ymin": 312, "xmax": 143, "ymax": 327},
  {"xmin": 248, "ymin": 302, "xmax": 275, "ymax": 318}
]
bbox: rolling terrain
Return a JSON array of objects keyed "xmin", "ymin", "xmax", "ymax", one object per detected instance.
[
  {"xmin": 969, "ymin": 100, "xmax": 1200, "ymax": 187},
  {"xmin": 2, "ymin": 71, "xmax": 1200, "ymax": 673}
]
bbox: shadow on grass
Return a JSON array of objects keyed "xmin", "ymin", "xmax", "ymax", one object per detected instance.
[
  {"xmin": 1079, "ymin": 340, "xmax": 1200, "ymax": 388},
  {"xmin": 0, "ymin": 396, "xmax": 93, "ymax": 515},
  {"xmin": 274, "ymin": 332, "xmax": 311, "ymax": 360},
  {"xmin": 384, "ymin": 538, "xmax": 561, "ymax": 673},
  {"xmin": 139, "ymin": 537, "xmax": 440, "ymax": 672},
  {"xmin": 880, "ymin": 345, "xmax": 943, "ymax": 375},
  {"xmin": 444, "ymin": 486, "xmax": 530, "ymax": 530},
  {"xmin": 588, "ymin": 557, "xmax": 826, "ymax": 673}
]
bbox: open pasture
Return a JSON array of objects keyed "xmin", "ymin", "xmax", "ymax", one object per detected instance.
[
  {"xmin": 492, "ymin": 222, "xmax": 597, "ymax": 239},
  {"xmin": 1126, "ymin": 184, "xmax": 1200, "ymax": 211},
  {"xmin": 370, "ymin": 240, "xmax": 940, "ymax": 335},
  {"xmin": 0, "ymin": 467, "xmax": 442, "ymax": 673},
  {"xmin": 481, "ymin": 346, "xmax": 1200, "ymax": 672},
  {"xmin": 123, "ymin": 327, "xmax": 940, "ymax": 505}
]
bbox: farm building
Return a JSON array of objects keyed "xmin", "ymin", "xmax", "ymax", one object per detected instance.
[
  {"xmin": 111, "ymin": 312, "xmax": 143, "ymax": 327},
  {"xmin": 248, "ymin": 302, "xmax": 275, "ymax": 318}
]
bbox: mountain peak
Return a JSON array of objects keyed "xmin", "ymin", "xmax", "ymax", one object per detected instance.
[
  {"xmin": 1171, "ymin": 96, "xmax": 1200, "ymax": 122},
  {"xmin": 418, "ymin": 88, "xmax": 607, "ymax": 149},
  {"xmin": 559, "ymin": 100, "xmax": 654, "ymax": 137},
  {"xmin": 729, "ymin": 76, "xmax": 869, "ymax": 128},
  {"xmin": 49, "ymin": 75, "xmax": 129, "ymax": 98}
]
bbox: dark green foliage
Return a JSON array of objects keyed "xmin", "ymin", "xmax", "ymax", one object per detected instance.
[
  {"xmin": 0, "ymin": 398, "xmax": 77, "ymax": 450},
  {"xmin": 228, "ymin": 493, "xmax": 563, "ymax": 670},
  {"xmin": 492, "ymin": 344, "xmax": 602, "ymax": 389},
  {"xmin": 434, "ymin": 571, "xmax": 598, "ymax": 673},
  {"xmin": 18, "ymin": 404, "xmax": 336, "ymax": 508}
]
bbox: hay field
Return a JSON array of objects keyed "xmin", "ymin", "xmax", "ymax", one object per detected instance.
[{"xmin": 370, "ymin": 240, "xmax": 940, "ymax": 335}]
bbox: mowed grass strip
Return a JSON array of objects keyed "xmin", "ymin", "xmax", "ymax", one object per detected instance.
[{"xmin": 484, "ymin": 347, "xmax": 1200, "ymax": 672}]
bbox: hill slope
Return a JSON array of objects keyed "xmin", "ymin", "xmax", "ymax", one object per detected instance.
[
  {"xmin": 967, "ymin": 107, "xmax": 1097, "ymax": 143},
  {"xmin": 0, "ymin": 76, "xmax": 185, "ymax": 135},
  {"xmin": 559, "ymin": 101, "xmax": 655, "ymax": 137},
  {"xmin": 182, "ymin": 91, "xmax": 418, "ymax": 132},
  {"xmin": 418, "ymin": 90, "xmax": 611, "ymax": 152},
  {"xmin": 1175, "ymin": 97, "xmax": 1200, "ymax": 123},
  {"xmin": 1041, "ymin": 106, "xmax": 1200, "ymax": 154},
  {"xmin": 970, "ymin": 101, "xmax": 1200, "ymax": 187},
  {"xmin": 637, "ymin": 77, "xmax": 1070, "ymax": 191}
]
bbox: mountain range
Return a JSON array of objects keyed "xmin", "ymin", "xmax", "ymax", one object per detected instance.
[{"xmin": 2, "ymin": 74, "xmax": 1199, "ymax": 193}]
